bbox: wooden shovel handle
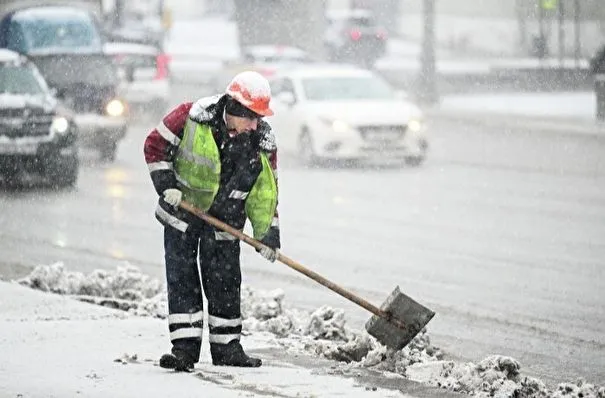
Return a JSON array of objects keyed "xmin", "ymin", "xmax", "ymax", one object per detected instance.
[{"xmin": 179, "ymin": 201, "xmax": 406, "ymax": 330}]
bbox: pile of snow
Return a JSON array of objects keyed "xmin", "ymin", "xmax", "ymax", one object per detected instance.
[
  {"xmin": 17, "ymin": 263, "xmax": 440, "ymax": 366},
  {"xmin": 238, "ymin": 282, "xmax": 441, "ymax": 368},
  {"xmin": 17, "ymin": 263, "xmax": 605, "ymax": 398},
  {"xmin": 406, "ymin": 357, "xmax": 605, "ymax": 398},
  {"xmin": 552, "ymin": 380, "xmax": 605, "ymax": 398},
  {"xmin": 18, "ymin": 262, "xmax": 161, "ymax": 299},
  {"xmin": 18, "ymin": 262, "xmax": 167, "ymax": 317},
  {"xmin": 241, "ymin": 286, "xmax": 308, "ymax": 337}
]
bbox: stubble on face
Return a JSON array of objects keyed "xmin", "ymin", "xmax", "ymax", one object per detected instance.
[{"xmin": 225, "ymin": 114, "xmax": 259, "ymax": 137}]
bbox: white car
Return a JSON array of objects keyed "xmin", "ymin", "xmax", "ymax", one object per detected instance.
[
  {"xmin": 103, "ymin": 42, "xmax": 171, "ymax": 116},
  {"xmin": 268, "ymin": 66, "xmax": 428, "ymax": 166}
]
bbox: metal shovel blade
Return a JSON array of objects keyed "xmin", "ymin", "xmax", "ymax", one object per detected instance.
[{"xmin": 365, "ymin": 286, "xmax": 435, "ymax": 350}]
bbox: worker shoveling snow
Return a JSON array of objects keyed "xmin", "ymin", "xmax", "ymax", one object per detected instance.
[{"xmin": 17, "ymin": 262, "xmax": 605, "ymax": 398}]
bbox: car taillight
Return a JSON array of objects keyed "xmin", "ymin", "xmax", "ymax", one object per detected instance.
[
  {"xmin": 154, "ymin": 53, "xmax": 171, "ymax": 80},
  {"xmin": 258, "ymin": 68, "xmax": 275, "ymax": 77},
  {"xmin": 349, "ymin": 29, "xmax": 362, "ymax": 41},
  {"xmin": 376, "ymin": 29, "xmax": 387, "ymax": 40}
]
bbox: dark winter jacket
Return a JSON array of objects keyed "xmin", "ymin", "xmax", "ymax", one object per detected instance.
[{"xmin": 143, "ymin": 94, "xmax": 281, "ymax": 249}]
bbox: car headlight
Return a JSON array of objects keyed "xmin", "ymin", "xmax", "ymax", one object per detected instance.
[
  {"xmin": 106, "ymin": 99, "xmax": 126, "ymax": 117},
  {"xmin": 51, "ymin": 116, "xmax": 70, "ymax": 134},
  {"xmin": 319, "ymin": 117, "xmax": 352, "ymax": 133},
  {"xmin": 408, "ymin": 119, "xmax": 423, "ymax": 133}
]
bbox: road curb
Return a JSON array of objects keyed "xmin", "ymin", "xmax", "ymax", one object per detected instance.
[{"xmin": 425, "ymin": 109, "xmax": 604, "ymax": 137}]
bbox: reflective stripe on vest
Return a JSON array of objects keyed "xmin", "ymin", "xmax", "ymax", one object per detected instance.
[
  {"xmin": 174, "ymin": 120, "xmax": 221, "ymax": 211},
  {"xmin": 245, "ymin": 153, "xmax": 278, "ymax": 240}
]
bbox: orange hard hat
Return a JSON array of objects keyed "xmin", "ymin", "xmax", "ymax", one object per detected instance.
[{"xmin": 225, "ymin": 71, "xmax": 274, "ymax": 117}]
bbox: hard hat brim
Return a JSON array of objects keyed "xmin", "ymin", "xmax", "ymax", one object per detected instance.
[
  {"xmin": 249, "ymin": 105, "xmax": 274, "ymax": 117},
  {"xmin": 226, "ymin": 90, "xmax": 274, "ymax": 117}
]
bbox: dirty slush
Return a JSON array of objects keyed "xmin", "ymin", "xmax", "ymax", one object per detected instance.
[{"xmin": 17, "ymin": 263, "xmax": 605, "ymax": 398}]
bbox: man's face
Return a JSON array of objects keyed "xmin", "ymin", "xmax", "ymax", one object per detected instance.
[{"xmin": 225, "ymin": 113, "xmax": 259, "ymax": 136}]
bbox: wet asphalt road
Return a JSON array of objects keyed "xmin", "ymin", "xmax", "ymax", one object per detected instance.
[{"xmin": 0, "ymin": 90, "xmax": 604, "ymax": 388}]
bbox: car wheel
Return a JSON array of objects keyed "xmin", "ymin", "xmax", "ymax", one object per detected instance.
[
  {"xmin": 54, "ymin": 164, "xmax": 78, "ymax": 188},
  {"xmin": 100, "ymin": 141, "xmax": 118, "ymax": 162},
  {"xmin": 298, "ymin": 130, "xmax": 317, "ymax": 167},
  {"xmin": 48, "ymin": 154, "xmax": 79, "ymax": 188},
  {"xmin": 405, "ymin": 140, "xmax": 428, "ymax": 167},
  {"xmin": 404, "ymin": 155, "xmax": 426, "ymax": 167}
]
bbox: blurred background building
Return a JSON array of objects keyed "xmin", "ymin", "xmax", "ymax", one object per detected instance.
[
  {"xmin": 398, "ymin": 0, "xmax": 604, "ymax": 59},
  {"xmin": 232, "ymin": 0, "xmax": 326, "ymax": 59},
  {"xmin": 164, "ymin": 0, "xmax": 604, "ymax": 61}
]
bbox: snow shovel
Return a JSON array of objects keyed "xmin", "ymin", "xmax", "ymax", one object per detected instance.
[{"xmin": 179, "ymin": 201, "xmax": 435, "ymax": 350}]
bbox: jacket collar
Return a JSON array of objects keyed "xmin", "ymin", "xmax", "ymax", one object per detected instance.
[
  {"xmin": 189, "ymin": 94, "xmax": 225, "ymax": 124},
  {"xmin": 189, "ymin": 94, "xmax": 277, "ymax": 153}
]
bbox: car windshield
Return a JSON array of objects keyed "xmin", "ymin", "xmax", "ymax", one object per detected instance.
[
  {"xmin": 0, "ymin": 64, "xmax": 46, "ymax": 95},
  {"xmin": 301, "ymin": 75, "xmax": 395, "ymax": 101},
  {"xmin": 348, "ymin": 16, "xmax": 375, "ymax": 26},
  {"xmin": 259, "ymin": 55, "xmax": 310, "ymax": 63},
  {"xmin": 13, "ymin": 11, "xmax": 102, "ymax": 53},
  {"xmin": 245, "ymin": 49, "xmax": 310, "ymax": 64}
]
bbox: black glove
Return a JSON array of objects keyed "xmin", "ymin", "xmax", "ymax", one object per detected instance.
[
  {"xmin": 259, "ymin": 227, "xmax": 281, "ymax": 250},
  {"xmin": 255, "ymin": 227, "xmax": 280, "ymax": 262},
  {"xmin": 255, "ymin": 227, "xmax": 281, "ymax": 262}
]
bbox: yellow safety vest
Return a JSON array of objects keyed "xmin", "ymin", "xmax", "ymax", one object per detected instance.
[
  {"xmin": 174, "ymin": 119, "xmax": 278, "ymax": 240},
  {"xmin": 246, "ymin": 153, "xmax": 278, "ymax": 239},
  {"xmin": 541, "ymin": 0, "xmax": 557, "ymax": 10}
]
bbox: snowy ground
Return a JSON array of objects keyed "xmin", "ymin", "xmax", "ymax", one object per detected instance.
[
  {"xmin": 1, "ymin": 86, "xmax": 603, "ymax": 396},
  {"xmin": 0, "ymin": 274, "xmax": 409, "ymax": 398},
  {"xmin": 0, "ymin": 265, "xmax": 448, "ymax": 398},
  {"xmin": 3, "ymin": 264, "xmax": 604, "ymax": 397},
  {"xmin": 1, "ymin": 15, "xmax": 604, "ymax": 396},
  {"xmin": 438, "ymin": 92, "xmax": 596, "ymax": 121}
]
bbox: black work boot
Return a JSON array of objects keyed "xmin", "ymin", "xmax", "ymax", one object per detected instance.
[
  {"xmin": 159, "ymin": 349, "xmax": 195, "ymax": 372},
  {"xmin": 211, "ymin": 341, "xmax": 262, "ymax": 367}
]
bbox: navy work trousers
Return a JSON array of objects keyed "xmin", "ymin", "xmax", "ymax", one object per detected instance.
[{"xmin": 164, "ymin": 224, "xmax": 242, "ymax": 362}]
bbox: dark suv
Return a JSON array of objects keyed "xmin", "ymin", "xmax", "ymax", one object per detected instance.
[
  {"xmin": 0, "ymin": 49, "xmax": 78, "ymax": 187},
  {"xmin": 0, "ymin": 6, "xmax": 128, "ymax": 161},
  {"xmin": 324, "ymin": 9, "xmax": 388, "ymax": 67}
]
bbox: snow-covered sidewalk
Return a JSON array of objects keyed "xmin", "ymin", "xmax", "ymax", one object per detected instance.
[
  {"xmin": 0, "ymin": 264, "xmax": 448, "ymax": 398},
  {"xmin": 432, "ymin": 91, "xmax": 603, "ymax": 135},
  {"xmin": 0, "ymin": 280, "xmax": 414, "ymax": 398},
  {"xmin": 3, "ymin": 263, "xmax": 604, "ymax": 398},
  {"xmin": 439, "ymin": 91, "xmax": 596, "ymax": 121}
]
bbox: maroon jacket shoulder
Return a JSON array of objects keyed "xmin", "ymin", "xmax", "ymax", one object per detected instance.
[{"xmin": 143, "ymin": 102, "xmax": 193, "ymax": 195}]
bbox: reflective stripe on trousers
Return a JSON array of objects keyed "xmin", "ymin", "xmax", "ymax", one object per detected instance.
[
  {"xmin": 208, "ymin": 314, "xmax": 241, "ymax": 345},
  {"xmin": 168, "ymin": 310, "xmax": 204, "ymax": 342}
]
